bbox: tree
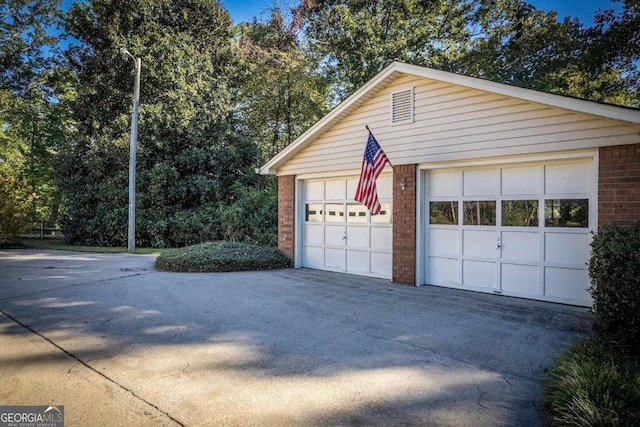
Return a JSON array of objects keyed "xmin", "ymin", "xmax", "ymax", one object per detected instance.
[
  {"xmin": 1, "ymin": 0, "xmax": 70, "ymax": 224},
  {"xmin": 0, "ymin": 0, "xmax": 60, "ymax": 93},
  {"xmin": 61, "ymin": 0, "xmax": 258, "ymax": 247},
  {"xmin": 548, "ymin": 0, "xmax": 639, "ymax": 106},
  {"xmin": 0, "ymin": 175, "xmax": 36, "ymax": 243},
  {"xmin": 303, "ymin": 0, "xmax": 639, "ymax": 107},
  {"xmin": 303, "ymin": 0, "xmax": 476, "ymax": 99},
  {"xmin": 456, "ymin": 0, "xmax": 639, "ymax": 106},
  {"xmin": 456, "ymin": 0, "xmax": 582, "ymax": 88},
  {"xmin": 237, "ymin": 5, "xmax": 330, "ymax": 162}
]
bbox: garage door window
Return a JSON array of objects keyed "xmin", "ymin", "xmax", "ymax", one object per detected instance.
[
  {"xmin": 305, "ymin": 204, "xmax": 323, "ymax": 222},
  {"xmin": 502, "ymin": 200, "xmax": 539, "ymax": 227},
  {"xmin": 545, "ymin": 199, "xmax": 589, "ymax": 228},
  {"xmin": 430, "ymin": 201, "xmax": 458, "ymax": 224},
  {"xmin": 371, "ymin": 203, "xmax": 392, "ymax": 223},
  {"xmin": 347, "ymin": 204, "xmax": 368, "ymax": 223},
  {"xmin": 463, "ymin": 201, "xmax": 496, "ymax": 226},
  {"xmin": 326, "ymin": 204, "xmax": 345, "ymax": 222}
]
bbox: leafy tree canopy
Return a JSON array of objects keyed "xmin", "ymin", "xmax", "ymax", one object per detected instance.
[
  {"xmin": 304, "ymin": 0, "xmax": 477, "ymax": 98},
  {"xmin": 0, "ymin": 0, "xmax": 61, "ymax": 93},
  {"xmin": 1, "ymin": 0, "xmax": 71, "ymax": 222},
  {"xmin": 60, "ymin": 0, "xmax": 259, "ymax": 247},
  {"xmin": 237, "ymin": 4, "xmax": 330, "ymax": 162},
  {"xmin": 458, "ymin": 0, "xmax": 639, "ymax": 105},
  {"xmin": 303, "ymin": 0, "xmax": 639, "ymax": 106}
]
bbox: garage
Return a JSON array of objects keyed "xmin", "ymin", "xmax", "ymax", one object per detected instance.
[
  {"xmin": 302, "ymin": 176, "xmax": 392, "ymax": 278},
  {"xmin": 261, "ymin": 62, "xmax": 640, "ymax": 308},
  {"xmin": 424, "ymin": 158, "xmax": 596, "ymax": 306}
]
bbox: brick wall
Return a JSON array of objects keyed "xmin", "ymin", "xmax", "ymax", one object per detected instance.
[
  {"xmin": 278, "ymin": 175, "xmax": 295, "ymax": 263},
  {"xmin": 599, "ymin": 144, "xmax": 640, "ymax": 226},
  {"xmin": 392, "ymin": 164, "xmax": 417, "ymax": 285}
]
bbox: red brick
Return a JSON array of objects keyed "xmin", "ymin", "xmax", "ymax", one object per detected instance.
[
  {"xmin": 278, "ymin": 175, "xmax": 295, "ymax": 264},
  {"xmin": 599, "ymin": 144, "xmax": 640, "ymax": 227},
  {"xmin": 392, "ymin": 164, "xmax": 417, "ymax": 285}
]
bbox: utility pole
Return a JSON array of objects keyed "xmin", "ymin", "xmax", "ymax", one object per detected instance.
[{"xmin": 122, "ymin": 49, "xmax": 141, "ymax": 253}]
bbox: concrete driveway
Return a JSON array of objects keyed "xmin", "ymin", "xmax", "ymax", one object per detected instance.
[{"xmin": 0, "ymin": 249, "xmax": 591, "ymax": 426}]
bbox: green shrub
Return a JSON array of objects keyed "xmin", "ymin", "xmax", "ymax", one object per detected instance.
[
  {"xmin": 155, "ymin": 241, "xmax": 290, "ymax": 272},
  {"xmin": 588, "ymin": 224, "xmax": 640, "ymax": 354},
  {"xmin": 218, "ymin": 182, "xmax": 277, "ymax": 247},
  {"xmin": 165, "ymin": 207, "xmax": 221, "ymax": 248},
  {"xmin": 545, "ymin": 339, "xmax": 640, "ymax": 427}
]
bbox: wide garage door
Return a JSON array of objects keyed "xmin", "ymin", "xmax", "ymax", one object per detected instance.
[
  {"xmin": 303, "ymin": 176, "xmax": 392, "ymax": 279},
  {"xmin": 425, "ymin": 160, "xmax": 595, "ymax": 306}
]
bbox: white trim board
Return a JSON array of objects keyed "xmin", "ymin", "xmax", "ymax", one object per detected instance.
[{"xmin": 417, "ymin": 149, "xmax": 598, "ymax": 171}]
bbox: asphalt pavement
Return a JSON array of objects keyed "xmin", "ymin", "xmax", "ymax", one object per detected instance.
[{"xmin": 0, "ymin": 249, "xmax": 592, "ymax": 426}]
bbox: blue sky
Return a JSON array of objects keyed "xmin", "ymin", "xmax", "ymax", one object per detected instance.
[
  {"xmin": 527, "ymin": 0, "xmax": 621, "ymax": 23},
  {"xmin": 221, "ymin": 0, "xmax": 622, "ymax": 25}
]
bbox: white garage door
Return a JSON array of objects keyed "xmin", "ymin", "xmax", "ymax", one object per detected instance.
[
  {"xmin": 425, "ymin": 160, "xmax": 595, "ymax": 306},
  {"xmin": 303, "ymin": 176, "xmax": 392, "ymax": 279}
]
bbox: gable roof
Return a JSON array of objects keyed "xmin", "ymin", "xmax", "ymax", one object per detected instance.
[{"xmin": 258, "ymin": 61, "xmax": 640, "ymax": 175}]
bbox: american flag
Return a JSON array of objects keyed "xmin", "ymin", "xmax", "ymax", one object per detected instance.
[{"xmin": 355, "ymin": 131, "xmax": 390, "ymax": 214}]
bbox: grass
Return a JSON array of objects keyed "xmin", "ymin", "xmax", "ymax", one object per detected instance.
[
  {"xmin": 545, "ymin": 338, "xmax": 640, "ymax": 427},
  {"xmin": 18, "ymin": 238, "xmax": 167, "ymax": 254},
  {"xmin": 155, "ymin": 241, "xmax": 290, "ymax": 272}
]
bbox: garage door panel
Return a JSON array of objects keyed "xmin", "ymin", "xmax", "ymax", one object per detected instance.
[
  {"xmin": 501, "ymin": 264, "xmax": 539, "ymax": 295},
  {"xmin": 464, "ymin": 169, "xmax": 498, "ymax": 197},
  {"xmin": 501, "ymin": 231, "xmax": 539, "ymax": 262},
  {"xmin": 304, "ymin": 224, "xmax": 324, "ymax": 245},
  {"xmin": 377, "ymin": 176, "xmax": 393, "ymax": 200},
  {"xmin": 463, "ymin": 260, "xmax": 495, "ymax": 289},
  {"xmin": 325, "ymin": 248, "xmax": 345, "ymax": 270},
  {"xmin": 545, "ymin": 163, "xmax": 591, "ymax": 195},
  {"xmin": 428, "ymin": 257, "xmax": 459, "ymax": 285},
  {"xmin": 429, "ymin": 228, "xmax": 459, "ymax": 255},
  {"xmin": 347, "ymin": 250, "xmax": 369, "ymax": 274},
  {"xmin": 346, "ymin": 226, "xmax": 368, "ymax": 248},
  {"xmin": 371, "ymin": 252, "xmax": 391, "ymax": 277},
  {"xmin": 371, "ymin": 227, "xmax": 392, "ymax": 250},
  {"xmin": 545, "ymin": 267, "xmax": 591, "ymax": 303},
  {"xmin": 346, "ymin": 178, "xmax": 358, "ymax": 200},
  {"xmin": 429, "ymin": 171, "xmax": 460, "ymax": 197},
  {"xmin": 502, "ymin": 166, "xmax": 539, "ymax": 196},
  {"xmin": 304, "ymin": 247, "xmax": 323, "ymax": 269},
  {"xmin": 463, "ymin": 230, "xmax": 497, "ymax": 258},
  {"xmin": 305, "ymin": 181, "xmax": 324, "ymax": 201},
  {"xmin": 325, "ymin": 180, "xmax": 346, "ymax": 200},
  {"xmin": 325, "ymin": 225, "xmax": 345, "ymax": 246},
  {"xmin": 545, "ymin": 233, "xmax": 591, "ymax": 265}
]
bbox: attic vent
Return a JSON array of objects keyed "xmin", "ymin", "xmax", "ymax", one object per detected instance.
[{"xmin": 391, "ymin": 88, "xmax": 414, "ymax": 125}]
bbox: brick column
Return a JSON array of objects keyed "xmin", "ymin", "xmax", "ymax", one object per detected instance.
[
  {"xmin": 599, "ymin": 144, "xmax": 640, "ymax": 227},
  {"xmin": 392, "ymin": 164, "xmax": 417, "ymax": 285},
  {"xmin": 278, "ymin": 175, "xmax": 295, "ymax": 264}
]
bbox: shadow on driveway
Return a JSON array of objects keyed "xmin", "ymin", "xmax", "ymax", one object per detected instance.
[{"xmin": 0, "ymin": 250, "xmax": 592, "ymax": 426}]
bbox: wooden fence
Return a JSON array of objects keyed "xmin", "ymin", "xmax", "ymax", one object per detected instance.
[{"xmin": 20, "ymin": 221, "xmax": 63, "ymax": 239}]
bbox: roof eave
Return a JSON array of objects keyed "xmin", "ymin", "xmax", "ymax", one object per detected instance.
[
  {"xmin": 257, "ymin": 61, "xmax": 404, "ymax": 175},
  {"xmin": 257, "ymin": 61, "xmax": 640, "ymax": 176}
]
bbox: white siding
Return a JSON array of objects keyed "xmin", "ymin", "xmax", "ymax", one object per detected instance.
[{"xmin": 278, "ymin": 75, "xmax": 640, "ymax": 175}]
